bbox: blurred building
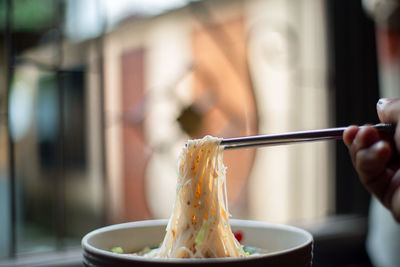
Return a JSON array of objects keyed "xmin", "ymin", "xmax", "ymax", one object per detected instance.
[
  {"xmin": 1, "ymin": 0, "xmax": 333, "ymax": 259},
  {"xmin": 9, "ymin": 0, "xmax": 333, "ymax": 225},
  {"xmin": 104, "ymin": 0, "xmax": 333, "ymax": 224}
]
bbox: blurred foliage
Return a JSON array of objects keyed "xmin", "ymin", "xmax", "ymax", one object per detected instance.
[{"xmin": 0, "ymin": 0, "xmax": 55, "ymax": 32}]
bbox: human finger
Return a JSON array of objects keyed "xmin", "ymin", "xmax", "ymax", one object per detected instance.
[
  {"xmin": 377, "ymin": 98, "xmax": 400, "ymax": 152},
  {"xmin": 355, "ymin": 141, "xmax": 395, "ymax": 209},
  {"xmin": 343, "ymin": 125, "xmax": 359, "ymax": 148},
  {"xmin": 348, "ymin": 125, "xmax": 380, "ymax": 166},
  {"xmin": 377, "ymin": 98, "xmax": 400, "ymax": 124}
]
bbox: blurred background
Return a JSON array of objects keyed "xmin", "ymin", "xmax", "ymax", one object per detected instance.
[{"xmin": 0, "ymin": 0, "xmax": 398, "ymax": 266}]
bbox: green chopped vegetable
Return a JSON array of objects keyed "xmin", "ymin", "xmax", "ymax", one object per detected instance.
[
  {"xmin": 242, "ymin": 245, "xmax": 258, "ymax": 255},
  {"xmin": 195, "ymin": 215, "xmax": 215, "ymax": 245},
  {"xmin": 195, "ymin": 222, "xmax": 208, "ymax": 245},
  {"xmin": 110, "ymin": 246, "xmax": 124, "ymax": 254}
]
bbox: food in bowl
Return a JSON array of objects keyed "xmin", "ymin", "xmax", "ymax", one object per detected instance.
[
  {"xmin": 82, "ymin": 219, "xmax": 313, "ymax": 266},
  {"xmin": 82, "ymin": 135, "xmax": 313, "ymax": 265},
  {"xmin": 130, "ymin": 243, "xmax": 266, "ymax": 257},
  {"xmin": 134, "ymin": 136, "xmax": 246, "ymax": 258}
]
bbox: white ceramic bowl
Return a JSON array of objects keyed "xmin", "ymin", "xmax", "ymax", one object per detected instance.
[{"xmin": 82, "ymin": 219, "xmax": 313, "ymax": 266}]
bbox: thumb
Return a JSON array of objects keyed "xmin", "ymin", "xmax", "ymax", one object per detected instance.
[
  {"xmin": 377, "ymin": 98, "xmax": 400, "ymax": 152},
  {"xmin": 377, "ymin": 98, "xmax": 400, "ymax": 124}
]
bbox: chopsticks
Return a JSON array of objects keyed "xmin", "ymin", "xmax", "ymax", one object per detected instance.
[{"xmin": 221, "ymin": 124, "xmax": 395, "ymax": 150}]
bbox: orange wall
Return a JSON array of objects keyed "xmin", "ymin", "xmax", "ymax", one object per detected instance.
[{"xmin": 192, "ymin": 16, "xmax": 258, "ymax": 215}]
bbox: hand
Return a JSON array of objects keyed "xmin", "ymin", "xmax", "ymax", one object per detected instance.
[{"xmin": 343, "ymin": 98, "xmax": 400, "ymax": 222}]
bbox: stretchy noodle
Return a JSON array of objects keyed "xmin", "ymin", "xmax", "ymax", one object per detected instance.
[{"xmin": 147, "ymin": 135, "xmax": 245, "ymax": 258}]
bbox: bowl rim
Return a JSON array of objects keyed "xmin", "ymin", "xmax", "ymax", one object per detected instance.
[{"xmin": 82, "ymin": 219, "xmax": 313, "ymax": 263}]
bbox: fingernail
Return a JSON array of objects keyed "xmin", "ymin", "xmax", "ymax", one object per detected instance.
[{"xmin": 377, "ymin": 98, "xmax": 389, "ymax": 110}]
